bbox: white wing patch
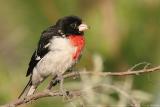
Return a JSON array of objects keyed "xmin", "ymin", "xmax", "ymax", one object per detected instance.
[
  {"xmin": 44, "ymin": 43, "xmax": 51, "ymax": 48},
  {"xmin": 36, "ymin": 56, "xmax": 41, "ymax": 60}
]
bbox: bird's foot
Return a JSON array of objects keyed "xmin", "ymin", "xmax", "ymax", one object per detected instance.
[
  {"xmin": 56, "ymin": 75, "xmax": 71, "ymax": 101},
  {"xmin": 60, "ymin": 88, "xmax": 70, "ymax": 101}
]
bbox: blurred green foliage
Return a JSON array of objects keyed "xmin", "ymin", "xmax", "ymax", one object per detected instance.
[{"xmin": 0, "ymin": 0, "xmax": 160, "ymax": 106}]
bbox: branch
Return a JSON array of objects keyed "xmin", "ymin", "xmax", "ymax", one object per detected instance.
[
  {"xmin": 1, "ymin": 85, "xmax": 140, "ymax": 107},
  {"xmin": 1, "ymin": 90, "xmax": 82, "ymax": 107},
  {"xmin": 1, "ymin": 65, "xmax": 160, "ymax": 107},
  {"xmin": 64, "ymin": 65, "xmax": 160, "ymax": 78}
]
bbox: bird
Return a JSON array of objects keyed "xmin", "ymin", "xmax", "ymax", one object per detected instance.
[{"xmin": 18, "ymin": 15, "xmax": 88, "ymax": 98}]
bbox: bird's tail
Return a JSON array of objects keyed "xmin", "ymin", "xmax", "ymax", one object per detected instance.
[{"xmin": 18, "ymin": 79, "xmax": 32, "ymax": 99}]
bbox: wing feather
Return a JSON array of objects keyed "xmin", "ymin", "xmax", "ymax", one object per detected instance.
[{"xmin": 26, "ymin": 25, "xmax": 58, "ymax": 76}]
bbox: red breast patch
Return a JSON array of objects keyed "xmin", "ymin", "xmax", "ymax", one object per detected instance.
[{"xmin": 67, "ymin": 35, "xmax": 85, "ymax": 60}]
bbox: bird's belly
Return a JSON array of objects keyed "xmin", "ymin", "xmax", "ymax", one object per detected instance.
[{"xmin": 36, "ymin": 50, "xmax": 75, "ymax": 77}]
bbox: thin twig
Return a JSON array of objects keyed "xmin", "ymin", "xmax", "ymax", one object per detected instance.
[{"xmin": 128, "ymin": 62, "xmax": 150, "ymax": 71}]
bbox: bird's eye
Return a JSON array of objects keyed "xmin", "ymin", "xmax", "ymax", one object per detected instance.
[{"xmin": 70, "ymin": 23, "xmax": 77, "ymax": 29}]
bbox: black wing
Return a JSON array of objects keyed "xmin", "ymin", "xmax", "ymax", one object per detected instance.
[{"xmin": 26, "ymin": 25, "xmax": 58, "ymax": 76}]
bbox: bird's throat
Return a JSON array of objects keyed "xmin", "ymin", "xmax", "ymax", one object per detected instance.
[{"xmin": 67, "ymin": 35, "xmax": 85, "ymax": 60}]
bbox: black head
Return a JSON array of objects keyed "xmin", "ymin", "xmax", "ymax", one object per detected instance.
[{"xmin": 55, "ymin": 16, "xmax": 88, "ymax": 36}]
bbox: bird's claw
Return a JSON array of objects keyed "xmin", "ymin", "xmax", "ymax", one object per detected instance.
[{"xmin": 56, "ymin": 75, "xmax": 71, "ymax": 101}]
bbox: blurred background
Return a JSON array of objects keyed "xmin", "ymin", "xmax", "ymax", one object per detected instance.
[{"xmin": 0, "ymin": 0, "xmax": 160, "ymax": 107}]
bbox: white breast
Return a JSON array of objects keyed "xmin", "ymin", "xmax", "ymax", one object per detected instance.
[
  {"xmin": 49, "ymin": 37, "xmax": 75, "ymax": 52},
  {"xmin": 35, "ymin": 37, "xmax": 76, "ymax": 78}
]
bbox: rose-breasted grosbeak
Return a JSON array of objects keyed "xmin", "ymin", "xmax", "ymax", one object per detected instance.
[{"xmin": 19, "ymin": 16, "xmax": 88, "ymax": 98}]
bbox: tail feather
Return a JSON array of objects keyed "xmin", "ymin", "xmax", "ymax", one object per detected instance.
[{"xmin": 18, "ymin": 79, "xmax": 32, "ymax": 99}]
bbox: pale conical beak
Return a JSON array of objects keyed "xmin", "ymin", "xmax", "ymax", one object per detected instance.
[{"xmin": 78, "ymin": 24, "xmax": 88, "ymax": 32}]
